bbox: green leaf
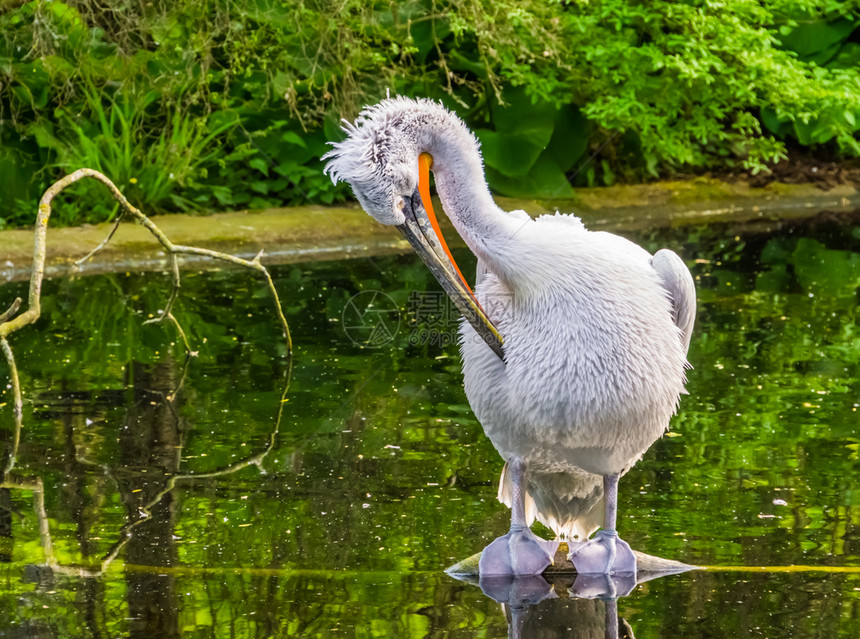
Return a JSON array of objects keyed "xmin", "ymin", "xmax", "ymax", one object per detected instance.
[
  {"xmin": 476, "ymin": 128, "xmax": 544, "ymax": 177},
  {"xmin": 250, "ymin": 180, "xmax": 269, "ymax": 194},
  {"xmin": 476, "ymin": 88, "xmax": 559, "ymax": 178},
  {"xmin": 410, "ymin": 15, "xmax": 451, "ymax": 63},
  {"xmin": 760, "ymin": 107, "xmax": 792, "ymax": 138},
  {"xmin": 272, "ymin": 70, "xmax": 292, "ymax": 100},
  {"xmin": 323, "ymin": 113, "xmax": 346, "ymax": 143},
  {"xmin": 249, "ymin": 157, "xmax": 270, "ymax": 176},
  {"xmin": 486, "ymin": 152, "xmax": 574, "ymax": 198},
  {"xmin": 491, "ymin": 86, "xmax": 557, "ymax": 133},
  {"xmin": 828, "ymin": 42, "xmax": 860, "ymax": 69},
  {"xmin": 545, "ymin": 104, "xmax": 589, "ymax": 172},
  {"xmin": 755, "ymin": 264, "xmax": 791, "ymax": 293},
  {"xmin": 447, "ymin": 50, "xmax": 487, "ymax": 78},
  {"xmin": 281, "ymin": 130, "xmax": 308, "ymax": 148},
  {"xmin": 27, "ymin": 121, "xmax": 63, "ymax": 150},
  {"xmin": 778, "ymin": 18, "xmax": 857, "ymax": 62},
  {"xmin": 150, "ymin": 14, "xmax": 187, "ymax": 47},
  {"xmin": 793, "ymin": 118, "xmax": 835, "ymax": 145}
]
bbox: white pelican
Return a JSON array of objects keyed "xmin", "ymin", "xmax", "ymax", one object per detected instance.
[{"xmin": 324, "ymin": 97, "xmax": 695, "ymax": 576}]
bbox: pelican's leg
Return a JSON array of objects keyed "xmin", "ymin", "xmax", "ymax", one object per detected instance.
[
  {"xmin": 568, "ymin": 473, "xmax": 637, "ymax": 576},
  {"xmin": 479, "ymin": 457, "xmax": 559, "ymax": 576}
]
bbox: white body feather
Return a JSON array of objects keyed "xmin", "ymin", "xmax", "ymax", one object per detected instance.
[
  {"xmin": 462, "ymin": 215, "xmax": 689, "ymax": 538},
  {"xmin": 463, "ymin": 216, "xmax": 687, "ymax": 476}
]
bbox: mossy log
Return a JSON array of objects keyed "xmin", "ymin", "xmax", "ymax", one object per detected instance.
[{"xmin": 2, "ymin": 180, "xmax": 858, "ymax": 283}]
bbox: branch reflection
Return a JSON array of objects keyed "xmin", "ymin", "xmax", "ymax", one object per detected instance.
[{"xmin": 0, "ymin": 352, "xmax": 289, "ymax": 637}]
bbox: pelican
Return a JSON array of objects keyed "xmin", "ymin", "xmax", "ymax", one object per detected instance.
[{"xmin": 324, "ymin": 97, "xmax": 695, "ymax": 576}]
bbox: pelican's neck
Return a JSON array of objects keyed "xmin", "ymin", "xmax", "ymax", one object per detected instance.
[{"xmin": 420, "ymin": 118, "xmax": 522, "ymax": 273}]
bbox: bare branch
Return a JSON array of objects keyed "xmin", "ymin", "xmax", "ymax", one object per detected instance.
[
  {"xmin": 0, "ymin": 369, "xmax": 291, "ymax": 578},
  {"xmin": 0, "ymin": 167, "xmax": 292, "ymax": 354},
  {"xmin": 0, "ymin": 167, "xmax": 297, "ymax": 578},
  {"xmin": 0, "ymin": 298, "xmax": 21, "ymax": 323},
  {"xmin": 165, "ymin": 312, "xmax": 196, "ymax": 356},
  {"xmin": 0, "ymin": 337, "xmax": 22, "ymax": 478},
  {"xmin": 73, "ymin": 211, "xmax": 126, "ymax": 267},
  {"xmin": 143, "ymin": 254, "xmax": 182, "ymax": 327}
]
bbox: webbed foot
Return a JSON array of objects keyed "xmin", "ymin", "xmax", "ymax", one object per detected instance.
[
  {"xmin": 479, "ymin": 526, "xmax": 560, "ymax": 576},
  {"xmin": 569, "ymin": 530, "xmax": 636, "ymax": 576}
]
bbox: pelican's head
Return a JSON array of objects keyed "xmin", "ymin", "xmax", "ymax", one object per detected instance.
[
  {"xmin": 323, "ymin": 97, "xmax": 430, "ymax": 226},
  {"xmin": 323, "ymin": 97, "xmax": 504, "ymax": 359}
]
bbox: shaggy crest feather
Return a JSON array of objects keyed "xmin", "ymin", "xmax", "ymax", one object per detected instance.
[
  {"xmin": 324, "ymin": 97, "xmax": 482, "ymax": 184},
  {"xmin": 323, "ymin": 96, "xmax": 481, "ymax": 225}
]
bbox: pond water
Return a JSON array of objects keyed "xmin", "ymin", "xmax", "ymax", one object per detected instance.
[{"xmin": 0, "ymin": 212, "xmax": 858, "ymax": 638}]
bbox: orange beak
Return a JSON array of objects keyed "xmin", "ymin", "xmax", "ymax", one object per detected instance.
[
  {"xmin": 417, "ymin": 153, "xmax": 477, "ymax": 299},
  {"xmin": 394, "ymin": 153, "xmax": 504, "ymax": 360}
]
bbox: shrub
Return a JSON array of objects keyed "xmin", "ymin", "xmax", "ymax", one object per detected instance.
[{"xmin": 0, "ymin": 0, "xmax": 858, "ymax": 227}]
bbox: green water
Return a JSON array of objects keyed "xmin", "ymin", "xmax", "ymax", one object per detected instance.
[{"xmin": 0, "ymin": 215, "xmax": 859, "ymax": 637}]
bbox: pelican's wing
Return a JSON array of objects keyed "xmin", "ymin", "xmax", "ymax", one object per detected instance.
[{"xmin": 651, "ymin": 249, "xmax": 696, "ymax": 355}]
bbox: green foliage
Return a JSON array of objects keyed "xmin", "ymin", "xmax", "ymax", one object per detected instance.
[
  {"xmin": 35, "ymin": 83, "xmax": 238, "ymax": 224},
  {"xmin": 561, "ymin": 0, "xmax": 860, "ymax": 178},
  {"xmin": 0, "ymin": 0, "xmax": 859, "ymax": 227},
  {"xmin": 761, "ymin": 5, "xmax": 860, "ymax": 153},
  {"xmin": 476, "ymin": 89, "xmax": 585, "ymax": 197}
]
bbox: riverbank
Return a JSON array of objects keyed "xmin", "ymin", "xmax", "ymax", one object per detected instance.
[{"xmin": 1, "ymin": 178, "xmax": 858, "ymax": 283}]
